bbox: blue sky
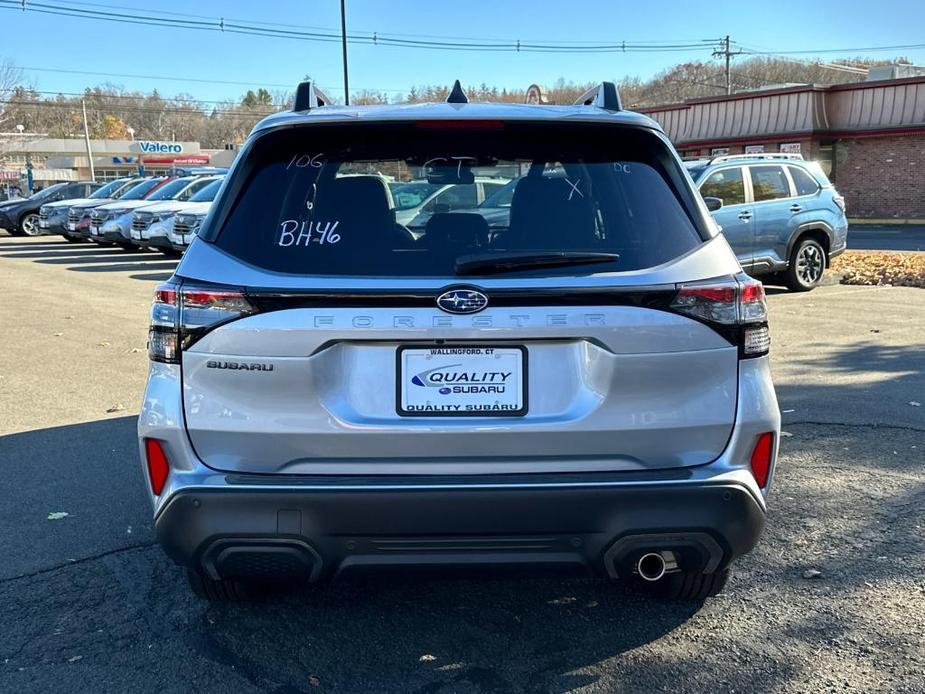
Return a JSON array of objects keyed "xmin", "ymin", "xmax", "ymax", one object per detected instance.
[{"xmin": 1, "ymin": 0, "xmax": 922, "ymax": 103}]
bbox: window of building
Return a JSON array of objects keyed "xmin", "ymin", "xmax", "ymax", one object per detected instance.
[
  {"xmin": 750, "ymin": 165, "xmax": 791, "ymax": 201},
  {"xmin": 816, "ymin": 141, "xmax": 835, "ymax": 180},
  {"xmin": 700, "ymin": 167, "xmax": 746, "ymax": 205}
]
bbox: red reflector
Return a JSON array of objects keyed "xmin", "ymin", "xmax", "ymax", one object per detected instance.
[
  {"xmin": 750, "ymin": 432, "xmax": 774, "ymax": 488},
  {"xmin": 182, "ymin": 289, "xmax": 245, "ymax": 307},
  {"xmin": 740, "ymin": 282, "xmax": 765, "ymax": 303},
  {"xmin": 414, "ymin": 119, "xmax": 504, "ymax": 130},
  {"xmin": 154, "ymin": 284, "xmax": 177, "ymax": 305},
  {"xmin": 677, "ymin": 286, "xmax": 736, "ymax": 303},
  {"xmin": 144, "ymin": 438, "xmax": 170, "ymax": 496}
]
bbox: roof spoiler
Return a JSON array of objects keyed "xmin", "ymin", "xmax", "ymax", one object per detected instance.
[
  {"xmin": 573, "ymin": 82, "xmax": 622, "ymax": 112},
  {"xmin": 293, "ymin": 81, "xmax": 331, "ymax": 111}
]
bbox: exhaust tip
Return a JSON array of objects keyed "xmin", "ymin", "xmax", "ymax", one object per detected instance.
[{"xmin": 637, "ymin": 552, "xmax": 668, "ymax": 582}]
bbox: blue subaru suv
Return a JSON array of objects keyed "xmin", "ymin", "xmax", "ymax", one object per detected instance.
[{"xmin": 684, "ymin": 154, "xmax": 847, "ymax": 291}]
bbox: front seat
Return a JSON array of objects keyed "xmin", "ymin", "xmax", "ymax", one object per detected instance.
[
  {"xmin": 507, "ymin": 175, "xmax": 597, "ymax": 250},
  {"xmin": 311, "ymin": 175, "xmax": 414, "ymax": 249}
]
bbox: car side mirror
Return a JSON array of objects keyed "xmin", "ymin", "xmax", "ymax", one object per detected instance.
[{"xmin": 703, "ymin": 196, "xmax": 723, "ymax": 212}]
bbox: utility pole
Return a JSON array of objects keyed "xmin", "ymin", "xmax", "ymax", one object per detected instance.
[
  {"xmin": 713, "ymin": 35, "xmax": 742, "ymax": 95},
  {"xmin": 340, "ymin": 0, "xmax": 349, "ymax": 105},
  {"xmin": 81, "ymin": 99, "xmax": 96, "ymax": 182}
]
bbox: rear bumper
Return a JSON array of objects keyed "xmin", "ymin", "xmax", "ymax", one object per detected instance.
[{"xmin": 155, "ymin": 473, "xmax": 765, "ymax": 582}]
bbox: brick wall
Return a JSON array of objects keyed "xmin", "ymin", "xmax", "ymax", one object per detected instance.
[{"xmin": 833, "ymin": 135, "xmax": 925, "ymax": 219}]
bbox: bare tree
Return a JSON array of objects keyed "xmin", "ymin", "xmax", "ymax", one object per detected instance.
[{"xmin": 0, "ymin": 59, "xmax": 24, "ymax": 129}]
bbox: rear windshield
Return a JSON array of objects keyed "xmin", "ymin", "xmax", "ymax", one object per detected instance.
[{"xmin": 210, "ymin": 122, "xmax": 703, "ymax": 277}]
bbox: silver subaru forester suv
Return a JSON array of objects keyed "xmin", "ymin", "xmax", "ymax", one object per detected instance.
[{"xmin": 139, "ymin": 81, "xmax": 780, "ymax": 602}]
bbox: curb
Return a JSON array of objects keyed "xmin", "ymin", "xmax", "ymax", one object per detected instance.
[{"xmin": 848, "ymin": 218, "xmax": 925, "ymax": 225}]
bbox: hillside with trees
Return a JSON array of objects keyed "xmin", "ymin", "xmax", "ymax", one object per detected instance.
[{"xmin": 0, "ymin": 56, "xmax": 908, "ymax": 149}]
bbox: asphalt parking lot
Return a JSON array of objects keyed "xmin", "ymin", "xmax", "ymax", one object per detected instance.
[{"xmin": 1, "ymin": 235, "xmax": 923, "ymax": 694}]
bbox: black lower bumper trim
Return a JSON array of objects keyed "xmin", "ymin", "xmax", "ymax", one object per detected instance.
[{"xmin": 155, "ymin": 481, "xmax": 765, "ymax": 582}]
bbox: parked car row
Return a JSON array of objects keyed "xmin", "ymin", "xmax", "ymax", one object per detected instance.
[
  {"xmin": 21, "ymin": 170, "xmax": 226, "ymax": 257},
  {"xmin": 3, "ymin": 153, "xmax": 847, "ymax": 292}
]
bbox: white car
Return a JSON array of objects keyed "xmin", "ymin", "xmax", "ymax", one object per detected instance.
[
  {"xmin": 390, "ymin": 178, "xmax": 510, "ymax": 227},
  {"xmin": 132, "ymin": 176, "xmax": 224, "ymax": 248},
  {"xmin": 155, "ymin": 178, "xmax": 224, "ymax": 255}
]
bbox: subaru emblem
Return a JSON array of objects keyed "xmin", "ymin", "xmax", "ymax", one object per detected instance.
[{"xmin": 436, "ymin": 288, "xmax": 489, "ymax": 314}]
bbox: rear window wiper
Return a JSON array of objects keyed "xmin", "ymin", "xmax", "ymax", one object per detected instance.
[{"xmin": 455, "ymin": 251, "xmax": 620, "ymax": 276}]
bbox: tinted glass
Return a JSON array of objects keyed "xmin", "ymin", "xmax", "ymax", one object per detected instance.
[
  {"xmin": 789, "ymin": 166, "xmax": 820, "ymax": 196},
  {"xmin": 120, "ymin": 179, "xmax": 165, "ymax": 200},
  {"xmin": 700, "ymin": 167, "xmax": 745, "ymax": 206},
  {"xmin": 389, "ymin": 182, "xmax": 442, "ymax": 210},
  {"xmin": 29, "ymin": 183, "xmax": 67, "ymax": 200},
  {"xmin": 481, "ymin": 179, "xmax": 516, "ymax": 208},
  {"xmin": 177, "ymin": 178, "xmax": 212, "ymax": 200},
  {"xmin": 89, "ymin": 179, "xmax": 127, "ymax": 199},
  {"xmin": 429, "ymin": 184, "xmax": 477, "ymax": 212},
  {"xmin": 750, "ymin": 165, "xmax": 791, "ymax": 202},
  {"xmin": 113, "ymin": 178, "xmax": 145, "ymax": 198},
  {"xmin": 211, "ymin": 123, "xmax": 703, "ymax": 277},
  {"xmin": 146, "ymin": 179, "xmax": 190, "ymax": 201},
  {"xmin": 190, "ymin": 179, "xmax": 223, "ymax": 202}
]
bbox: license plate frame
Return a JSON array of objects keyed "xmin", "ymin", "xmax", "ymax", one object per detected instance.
[{"xmin": 396, "ymin": 344, "xmax": 528, "ymax": 417}]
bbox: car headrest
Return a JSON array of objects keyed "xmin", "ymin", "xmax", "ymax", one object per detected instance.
[
  {"xmin": 423, "ymin": 212, "xmax": 489, "ymax": 252},
  {"xmin": 508, "ymin": 175, "xmax": 596, "ymax": 249},
  {"xmin": 313, "ymin": 176, "xmax": 395, "ymax": 233}
]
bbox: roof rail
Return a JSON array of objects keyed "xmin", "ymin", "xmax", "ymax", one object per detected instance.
[
  {"xmin": 573, "ymin": 82, "xmax": 622, "ymax": 112},
  {"xmin": 709, "ymin": 152, "xmax": 804, "ymax": 164},
  {"xmin": 446, "ymin": 80, "xmax": 469, "ymax": 104},
  {"xmin": 293, "ymin": 81, "xmax": 331, "ymax": 111}
]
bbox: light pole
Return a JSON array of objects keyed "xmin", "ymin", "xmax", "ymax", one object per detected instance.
[
  {"xmin": 15, "ymin": 124, "xmax": 32, "ymax": 194},
  {"xmin": 127, "ymin": 126, "xmax": 140, "ymax": 177},
  {"xmin": 340, "ymin": 0, "xmax": 349, "ymax": 105}
]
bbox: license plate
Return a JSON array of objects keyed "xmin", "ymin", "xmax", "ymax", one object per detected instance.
[
  {"xmin": 90, "ymin": 225, "xmax": 99, "ymax": 236},
  {"xmin": 68, "ymin": 222, "xmax": 76, "ymax": 231},
  {"xmin": 39, "ymin": 220, "xmax": 48, "ymax": 228},
  {"xmin": 397, "ymin": 345, "xmax": 527, "ymax": 416},
  {"xmin": 131, "ymin": 229, "xmax": 142, "ymax": 239}
]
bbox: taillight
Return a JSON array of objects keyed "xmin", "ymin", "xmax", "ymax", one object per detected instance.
[
  {"xmin": 749, "ymin": 432, "xmax": 775, "ymax": 488},
  {"xmin": 833, "ymin": 193, "xmax": 846, "ymax": 212},
  {"xmin": 148, "ymin": 281, "xmax": 254, "ymax": 363},
  {"xmin": 670, "ymin": 274, "xmax": 770, "ymax": 358},
  {"xmin": 144, "ymin": 438, "xmax": 170, "ymax": 495}
]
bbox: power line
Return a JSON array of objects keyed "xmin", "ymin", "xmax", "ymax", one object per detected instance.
[
  {"xmin": 0, "ymin": 99, "xmax": 283, "ymax": 118},
  {"xmin": 0, "ymin": 0, "xmax": 722, "ymax": 54},
  {"xmin": 46, "ymin": 0, "xmax": 718, "ymax": 46},
  {"xmin": 14, "ymin": 65, "xmax": 408, "ymax": 95},
  {"xmin": 735, "ymin": 42, "xmax": 925, "ymax": 56}
]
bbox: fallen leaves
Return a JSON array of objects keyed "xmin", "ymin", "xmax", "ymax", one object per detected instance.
[
  {"xmin": 832, "ymin": 251, "xmax": 925, "ymax": 288},
  {"xmin": 106, "ymin": 403, "xmax": 126, "ymax": 413}
]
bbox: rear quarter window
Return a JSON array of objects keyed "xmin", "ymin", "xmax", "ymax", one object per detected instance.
[{"xmin": 208, "ymin": 122, "xmax": 707, "ymax": 277}]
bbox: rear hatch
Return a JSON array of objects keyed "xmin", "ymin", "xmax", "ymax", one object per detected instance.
[{"xmin": 166, "ymin": 120, "xmax": 747, "ymax": 475}]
